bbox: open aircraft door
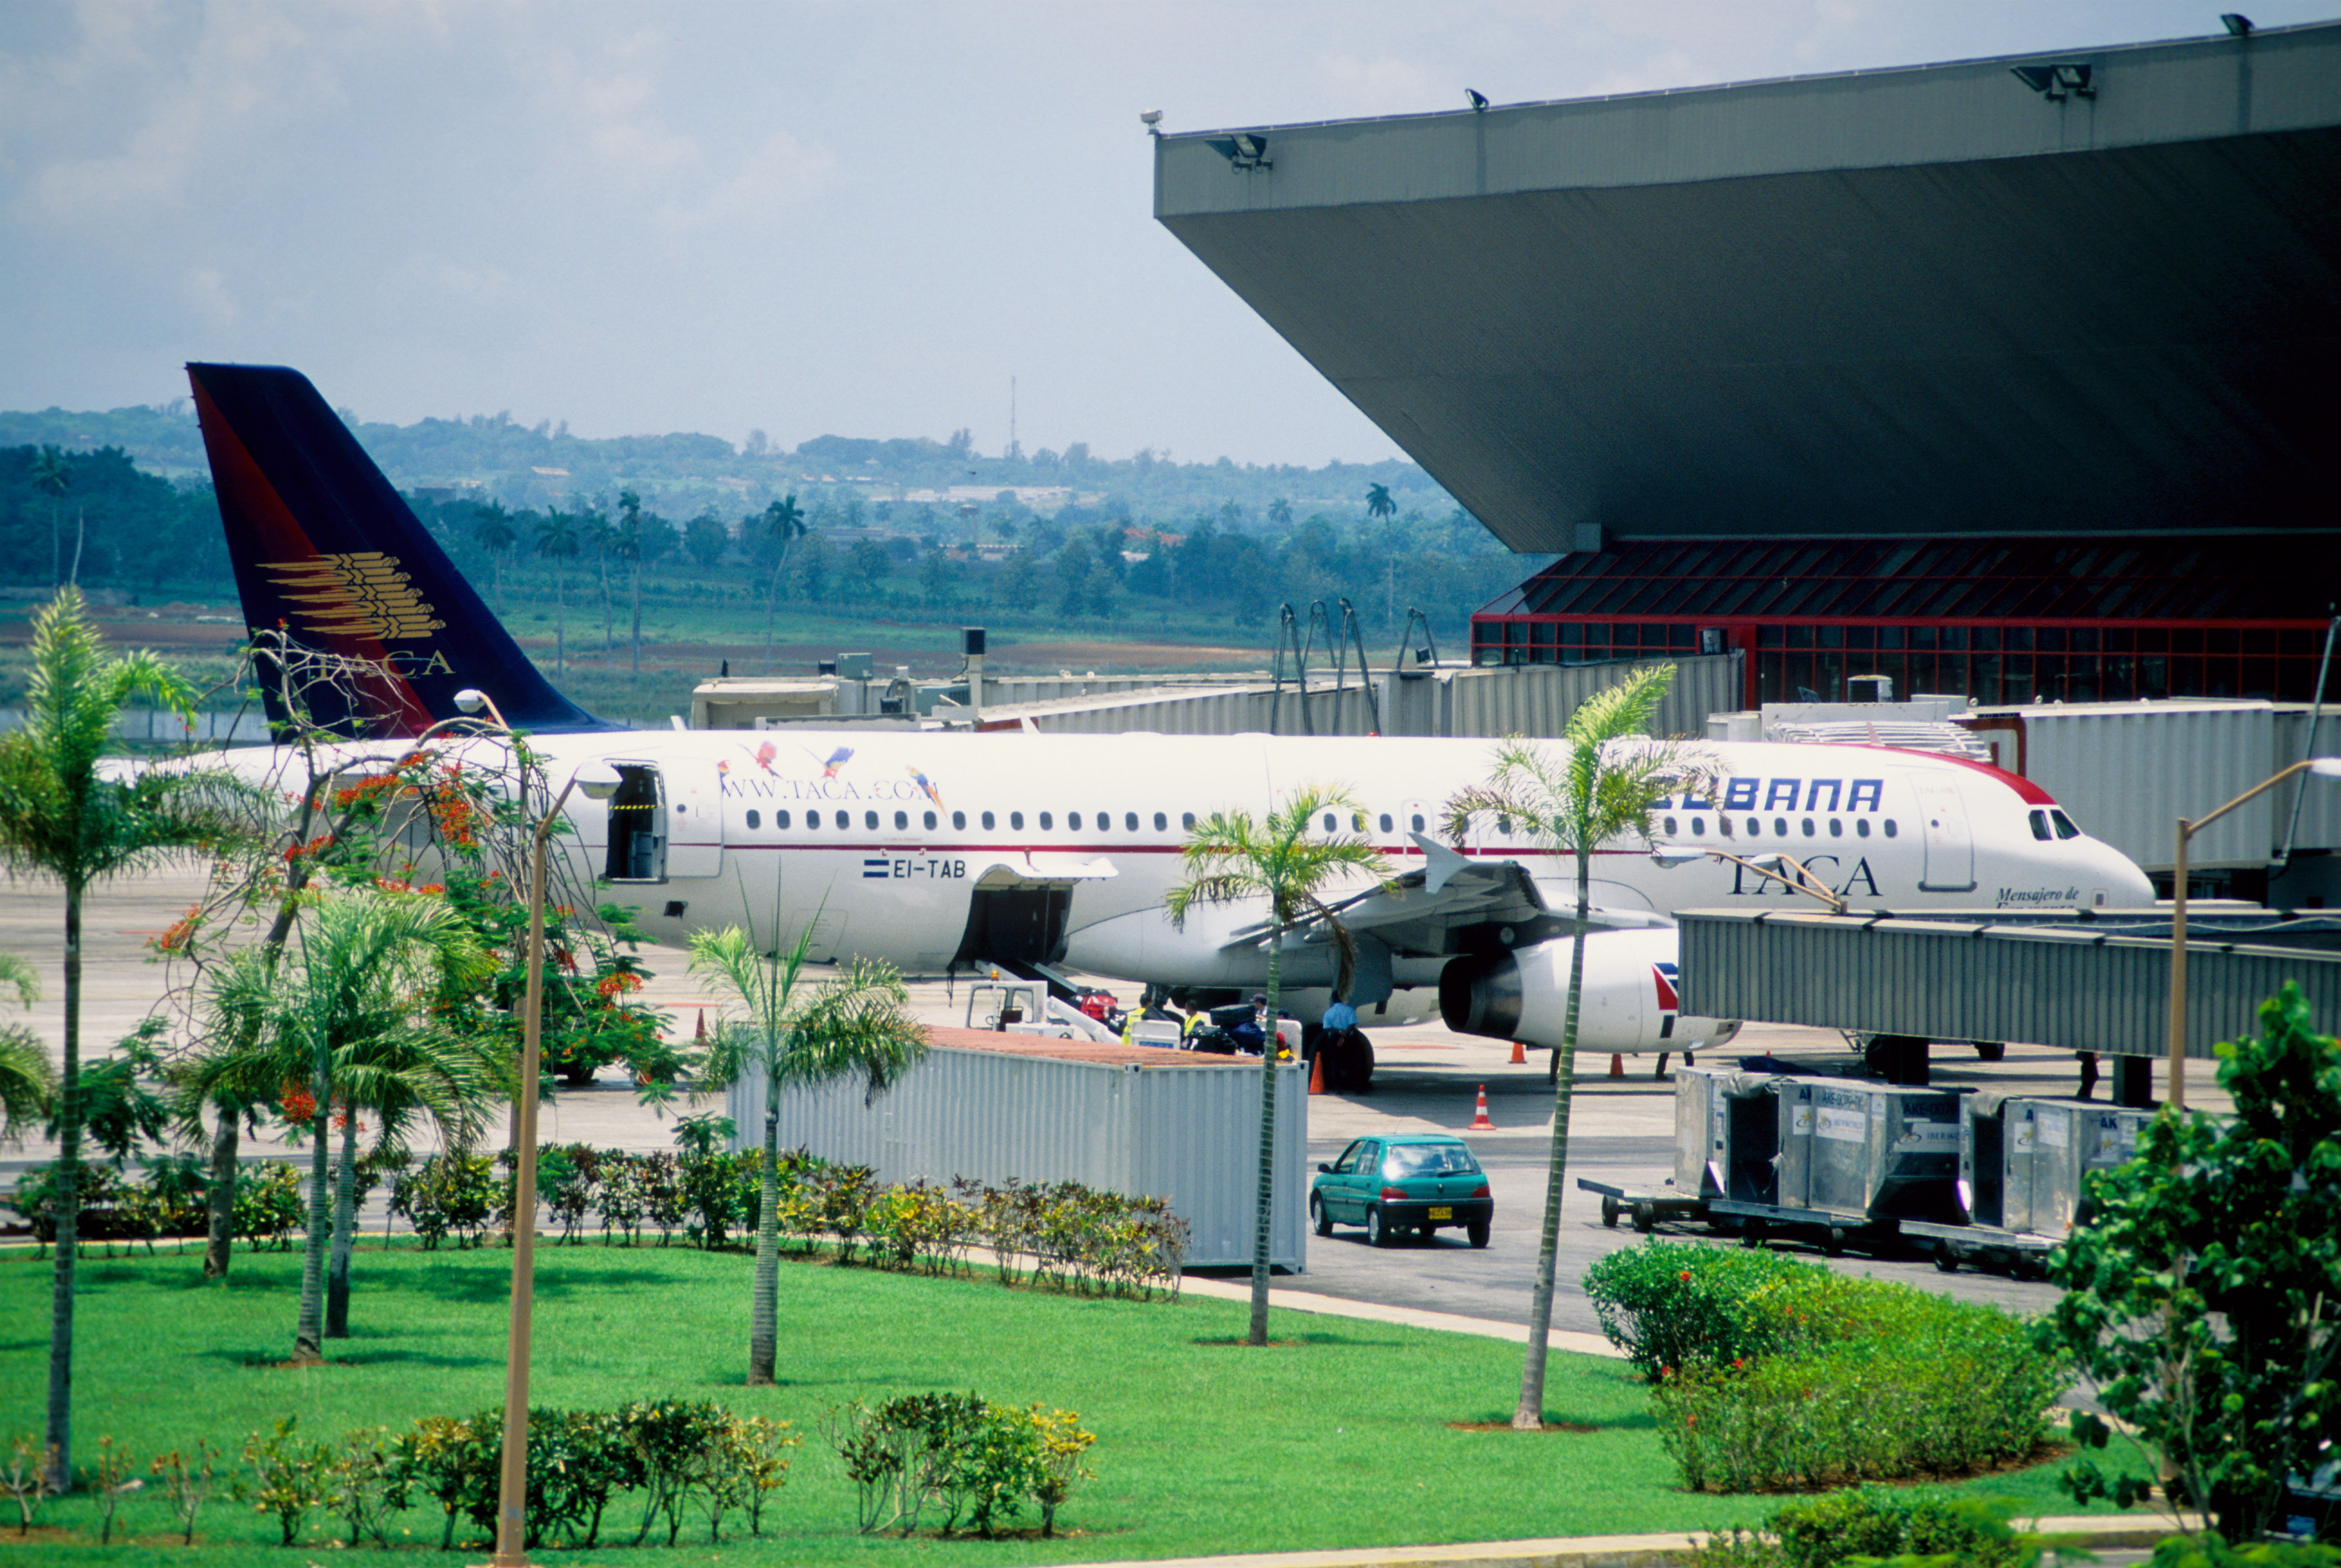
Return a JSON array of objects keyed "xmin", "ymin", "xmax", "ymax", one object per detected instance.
[
  {"xmin": 603, "ymin": 763, "xmax": 673, "ymax": 883},
  {"xmin": 1914, "ymin": 779, "xmax": 1976, "ymax": 892}
]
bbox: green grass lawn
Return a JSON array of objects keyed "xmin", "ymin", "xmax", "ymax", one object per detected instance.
[{"xmin": 0, "ymin": 1242, "xmax": 2146, "ymax": 1565}]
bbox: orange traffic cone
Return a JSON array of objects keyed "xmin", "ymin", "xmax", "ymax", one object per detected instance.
[
  {"xmin": 1509, "ymin": 1039, "xmax": 1527, "ymax": 1065},
  {"xmin": 695, "ymin": 1010, "xmax": 708, "ymax": 1042},
  {"xmin": 1609, "ymin": 1053, "xmax": 1625, "ymax": 1079},
  {"xmin": 1468, "ymin": 1084, "xmax": 1496, "ymax": 1131},
  {"xmin": 1308, "ymin": 1050, "xmax": 1326, "ymax": 1096}
]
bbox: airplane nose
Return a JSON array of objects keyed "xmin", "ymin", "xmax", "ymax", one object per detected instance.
[{"xmin": 2089, "ymin": 842, "xmax": 2158, "ymax": 909}]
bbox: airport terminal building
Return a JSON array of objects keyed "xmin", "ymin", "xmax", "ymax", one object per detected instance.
[{"xmin": 1154, "ymin": 20, "xmax": 2341, "ymax": 711}]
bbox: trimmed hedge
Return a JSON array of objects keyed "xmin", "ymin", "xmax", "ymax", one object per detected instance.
[{"xmin": 1587, "ymin": 1241, "xmax": 2065, "ymax": 1491}]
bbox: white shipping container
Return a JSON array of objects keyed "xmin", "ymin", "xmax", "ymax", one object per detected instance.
[{"xmin": 727, "ymin": 1040, "xmax": 1309, "ymax": 1269}]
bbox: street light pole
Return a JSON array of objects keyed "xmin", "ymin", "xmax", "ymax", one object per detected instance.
[
  {"xmin": 2167, "ymin": 756, "xmax": 2341, "ymax": 1110},
  {"xmin": 456, "ymin": 712, "xmax": 614, "ymax": 1568}
]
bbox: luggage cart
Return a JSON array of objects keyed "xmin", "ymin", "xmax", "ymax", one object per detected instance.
[
  {"xmin": 1705, "ymin": 1198, "xmax": 1903, "ymax": 1258},
  {"xmin": 1898, "ymin": 1217, "xmax": 2058, "ymax": 1277},
  {"xmin": 1574, "ymin": 1177, "xmax": 1708, "ymax": 1233}
]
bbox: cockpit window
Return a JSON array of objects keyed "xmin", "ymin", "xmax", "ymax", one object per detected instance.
[
  {"xmin": 2050, "ymin": 809, "xmax": 2081, "ymax": 840},
  {"xmin": 2029, "ymin": 809, "xmax": 2053, "ymax": 841}
]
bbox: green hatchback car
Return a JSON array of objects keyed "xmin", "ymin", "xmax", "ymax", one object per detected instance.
[{"xmin": 1311, "ymin": 1133, "xmax": 1493, "ymax": 1248}]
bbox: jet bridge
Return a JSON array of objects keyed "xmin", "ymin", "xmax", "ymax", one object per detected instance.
[{"xmin": 1674, "ymin": 906, "xmax": 2341, "ymax": 1073}]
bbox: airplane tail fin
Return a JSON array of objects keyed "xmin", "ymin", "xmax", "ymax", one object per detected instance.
[{"xmin": 186, "ymin": 362, "xmax": 609, "ymax": 738}]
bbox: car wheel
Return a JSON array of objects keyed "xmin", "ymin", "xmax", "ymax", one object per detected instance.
[
  {"xmin": 1466, "ymin": 1218, "xmax": 1490, "ymax": 1249},
  {"xmin": 1311, "ymin": 1193, "xmax": 1333, "ymax": 1237},
  {"xmin": 1365, "ymin": 1206, "xmax": 1391, "ymax": 1248}
]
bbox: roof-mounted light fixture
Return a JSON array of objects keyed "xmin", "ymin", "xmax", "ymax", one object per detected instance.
[
  {"xmin": 2221, "ymin": 13, "xmax": 2254, "ymax": 36},
  {"xmin": 2010, "ymin": 62, "xmax": 2095, "ymax": 100},
  {"xmin": 1207, "ymin": 132, "xmax": 1272, "ymax": 171}
]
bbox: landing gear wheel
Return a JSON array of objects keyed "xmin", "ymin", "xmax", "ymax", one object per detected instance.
[
  {"xmin": 1932, "ymin": 1242, "xmax": 1961, "ymax": 1273},
  {"xmin": 1973, "ymin": 1041, "xmax": 2006, "ymax": 1062},
  {"xmin": 1600, "ymin": 1197, "xmax": 1621, "ymax": 1228},
  {"xmin": 1740, "ymin": 1218, "xmax": 1769, "ymax": 1249},
  {"xmin": 1311, "ymin": 1193, "xmax": 1332, "ymax": 1237},
  {"xmin": 1632, "ymin": 1200, "xmax": 1658, "ymax": 1234},
  {"xmin": 1365, "ymin": 1206, "xmax": 1391, "ymax": 1248},
  {"xmin": 1466, "ymin": 1218, "xmax": 1490, "ymax": 1249},
  {"xmin": 1823, "ymin": 1226, "xmax": 1848, "ymax": 1258}
]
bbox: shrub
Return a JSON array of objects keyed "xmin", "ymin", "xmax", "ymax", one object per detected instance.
[
  {"xmin": 390, "ymin": 1152, "xmax": 496, "ymax": 1250},
  {"xmin": 1691, "ymin": 1488, "xmax": 2054, "ymax": 1568},
  {"xmin": 1591, "ymin": 1240, "xmax": 2065, "ymax": 1492},
  {"xmin": 1583, "ymin": 1241, "xmax": 1813, "ymax": 1377},
  {"xmin": 827, "ymin": 1392, "xmax": 1094, "ymax": 1538},
  {"xmin": 238, "ymin": 1417, "xmax": 335, "ymax": 1545},
  {"xmin": 232, "ymin": 1161, "xmax": 306, "ymax": 1251}
]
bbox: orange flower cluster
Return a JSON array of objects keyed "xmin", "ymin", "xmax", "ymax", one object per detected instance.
[
  {"xmin": 422, "ymin": 763, "xmax": 478, "ymax": 848},
  {"xmin": 152, "ymin": 904, "xmax": 202, "ymax": 954},
  {"xmin": 372, "ymin": 877, "xmax": 447, "ymax": 896},
  {"xmin": 281, "ymin": 1083, "xmax": 318, "ymax": 1122},
  {"xmin": 283, "ymin": 833, "xmax": 336, "ymax": 863},
  {"xmin": 593, "ymin": 971, "xmax": 644, "ymax": 1000},
  {"xmin": 331, "ymin": 773, "xmax": 404, "ymax": 811}
]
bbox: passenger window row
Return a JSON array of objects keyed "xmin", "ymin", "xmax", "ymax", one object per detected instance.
[{"xmin": 1659, "ymin": 814, "xmax": 1900, "ymax": 841}]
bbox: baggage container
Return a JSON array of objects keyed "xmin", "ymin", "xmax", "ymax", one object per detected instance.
[
  {"xmin": 1961, "ymin": 1095, "xmax": 2153, "ymax": 1236},
  {"xmin": 1774, "ymin": 1076, "xmax": 1964, "ymax": 1222},
  {"xmin": 1672, "ymin": 1064, "xmax": 1785, "ymax": 1204}
]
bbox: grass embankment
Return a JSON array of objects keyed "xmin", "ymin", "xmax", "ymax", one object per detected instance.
[{"xmin": 0, "ymin": 1242, "xmax": 2145, "ymax": 1566}]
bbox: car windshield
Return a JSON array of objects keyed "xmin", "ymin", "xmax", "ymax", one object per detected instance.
[{"xmin": 1384, "ymin": 1144, "xmax": 1480, "ymax": 1178}]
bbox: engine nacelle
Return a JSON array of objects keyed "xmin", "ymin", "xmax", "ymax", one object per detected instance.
[{"xmin": 1438, "ymin": 929, "xmax": 1741, "ymax": 1054}]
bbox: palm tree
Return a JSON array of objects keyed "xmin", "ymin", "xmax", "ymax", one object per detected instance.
[
  {"xmin": 1166, "ymin": 786, "xmax": 1395, "ymax": 1346},
  {"xmin": 31, "ymin": 447, "xmax": 70, "ymax": 589},
  {"xmin": 582, "ymin": 504, "xmax": 618, "ymax": 659},
  {"xmin": 1364, "ymin": 482, "xmax": 1395, "ymax": 522},
  {"xmin": 1268, "ymin": 496, "xmax": 1294, "ymax": 529},
  {"xmin": 0, "ymin": 587, "xmax": 225, "ymax": 1486},
  {"xmin": 615, "ymin": 491, "xmax": 648, "ymax": 676},
  {"xmin": 689, "ymin": 919, "xmax": 925, "ymax": 1386},
  {"xmin": 1441, "ymin": 663, "xmax": 1714, "ymax": 1430},
  {"xmin": 196, "ymin": 891, "xmax": 495, "ymax": 1359},
  {"xmin": 758, "ymin": 495, "xmax": 806, "ymax": 673},
  {"xmin": 533, "ymin": 508, "xmax": 581, "ymax": 677},
  {"xmin": 472, "ymin": 504, "xmax": 519, "ymax": 614}
]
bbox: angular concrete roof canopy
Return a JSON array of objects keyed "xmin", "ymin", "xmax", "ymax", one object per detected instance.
[{"xmin": 1155, "ymin": 23, "xmax": 2341, "ymax": 553}]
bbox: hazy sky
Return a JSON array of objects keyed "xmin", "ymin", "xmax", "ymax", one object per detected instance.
[{"xmin": 4, "ymin": 1, "xmax": 2330, "ymax": 468}]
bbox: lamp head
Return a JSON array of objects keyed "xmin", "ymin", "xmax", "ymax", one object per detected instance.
[
  {"xmin": 2309, "ymin": 756, "xmax": 2341, "ymax": 779},
  {"xmin": 575, "ymin": 762, "xmax": 623, "ymax": 802},
  {"xmin": 1745, "ymin": 853, "xmax": 1786, "ymax": 872},
  {"xmin": 453, "ymin": 688, "xmax": 488, "ymax": 715},
  {"xmin": 1648, "ymin": 847, "xmax": 1707, "ymax": 868}
]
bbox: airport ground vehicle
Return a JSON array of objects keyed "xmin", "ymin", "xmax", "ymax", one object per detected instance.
[{"xmin": 1311, "ymin": 1133, "xmax": 1492, "ymax": 1248}]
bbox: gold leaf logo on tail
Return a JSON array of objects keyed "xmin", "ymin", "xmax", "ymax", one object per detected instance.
[{"xmin": 261, "ymin": 553, "xmax": 445, "ymax": 641}]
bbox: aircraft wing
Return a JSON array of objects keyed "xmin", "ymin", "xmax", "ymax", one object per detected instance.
[{"xmin": 1214, "ymin": 834, "xmax": 1668, "ymax": 957}]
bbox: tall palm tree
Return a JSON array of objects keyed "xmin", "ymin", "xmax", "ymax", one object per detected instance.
[
  {"xmin": 533, "ymin": 508, "xmax": 581, "ymax": 677},
  {"xmin": 472, "ymin": 504, "xmax": 519, "ymax": 614},
  {"xmin": 759, "ymin": 495, "xmax": 806, "ymax": 673},
  {"xmin": 1167, "ymin": 786, "xmax": 1395, "ymax": 1346},
  {"xmin": 31, "ymin": 447, "xmax": 70, "ymax": 589},
  {"xmin": 196, "ymin": 891, "xmax": 495, "ymax": 1359},
  {"xmin": 615, "ymin": 490, "xmax": 648, "ymax": 676},
  {"xmin": 1441, "ymin": 664, "xmax": 1715, "ymax": 1430},
  {"xmin": 581, "ymin": 504, "xmax": 618, "ymax": 658},
  {"xmin": 689, "ymin": 919, "xmax": 925, "ymax": 1386},
  {"xmin": 1268, "ymin": 496, "xmax": 1295, "ymax": 529},
  {"xmin": 1364, "ymin": 482, "xmax": 1395, "ymax": 522},
  {"xmin": 0, "ymin": 587, "xmax": 226, "ymax": 1486}
]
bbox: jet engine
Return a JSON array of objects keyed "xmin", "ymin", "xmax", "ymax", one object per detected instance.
[{"xmin": 1438, "ymin": 928, "xmax": 1741, "ymax": 1054}]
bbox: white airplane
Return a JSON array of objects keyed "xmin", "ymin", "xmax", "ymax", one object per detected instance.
[{"xmin": 177, "ymin": 363, "xmax": 2159, "ymax": 1060}]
